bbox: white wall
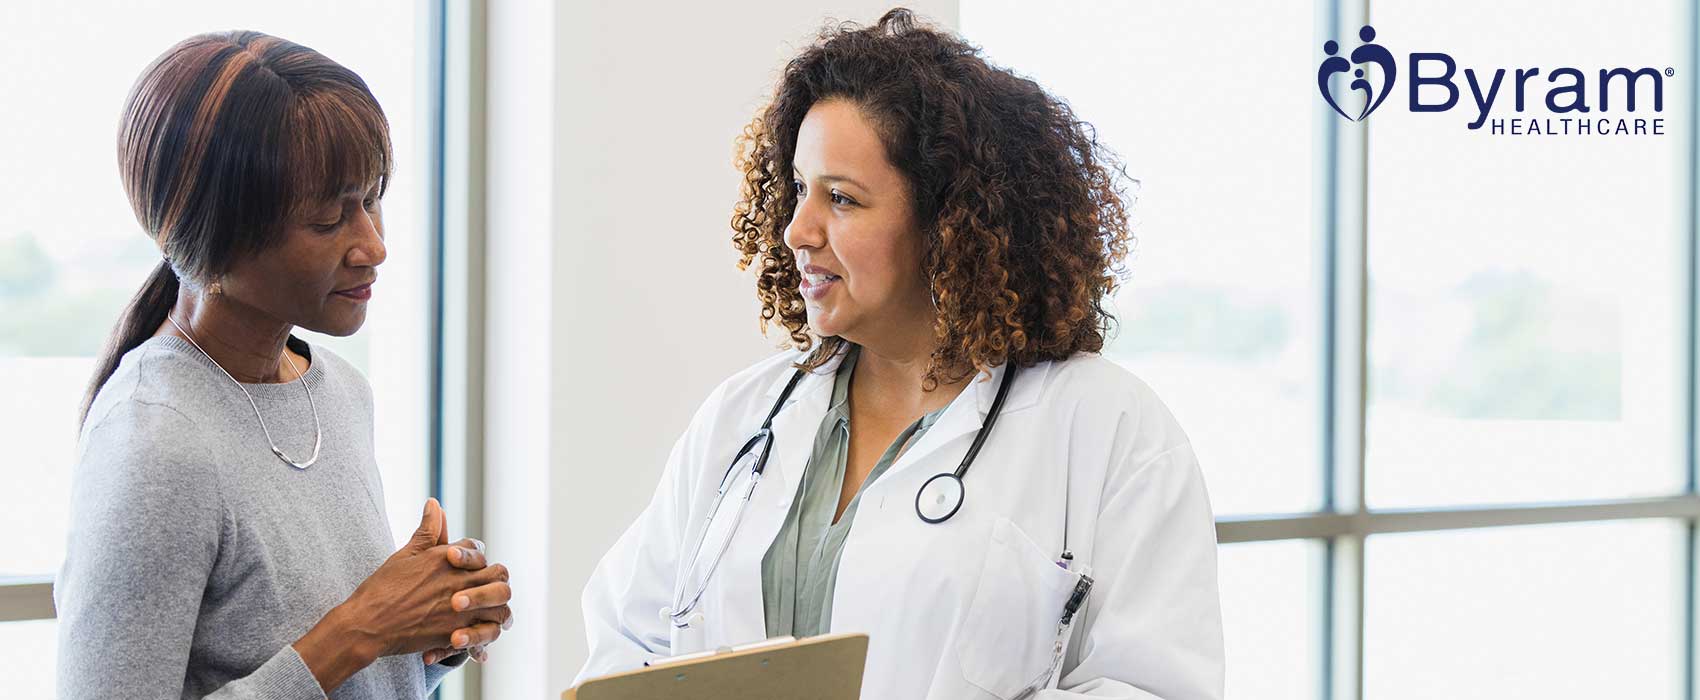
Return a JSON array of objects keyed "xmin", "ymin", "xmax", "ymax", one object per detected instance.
[
  {"xmin": 484, "ymin": 2, "xmax": 960, "ymax": 696},
  {"xmin": 482, "ymin": 1, "xmax": 555, "ymax": 698}
]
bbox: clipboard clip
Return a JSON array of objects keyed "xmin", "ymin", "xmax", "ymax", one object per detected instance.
[{"xmin": 645, "ymin": 635, "xmax": 798, "ymax": 668}]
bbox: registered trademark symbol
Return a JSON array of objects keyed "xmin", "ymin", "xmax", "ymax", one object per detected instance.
[{"xmin": 1667, "ymin": 67, "xmax": 1676, "ymax": 77}]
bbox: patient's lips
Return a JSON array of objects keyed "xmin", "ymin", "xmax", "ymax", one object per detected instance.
[{"xmin": 333, "ymin": 279, "xmax": 374, "ymax": 302}]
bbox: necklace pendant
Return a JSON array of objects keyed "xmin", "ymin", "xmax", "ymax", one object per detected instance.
[
  {"xmin": 271, "ymin": 445, "xmax": 314, "ymax": 470},
  {"xmin": 168, "ymin": 316, "xmax": 323, "ymax": 472}
]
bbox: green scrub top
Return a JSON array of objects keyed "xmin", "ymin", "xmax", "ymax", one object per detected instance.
[{"xmin": 760, "ymin": 345, "xmax": 947, "ymax": 638}]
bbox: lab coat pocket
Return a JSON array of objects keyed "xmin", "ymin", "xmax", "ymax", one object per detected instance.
[{"xmin": 957, "ymin": 517, "xmax": 1081, "ymax": 699}]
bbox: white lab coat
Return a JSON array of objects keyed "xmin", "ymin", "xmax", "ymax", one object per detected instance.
[{"xmin": 577, "ymin": 349, "xmax": 1224, "ymax": 699}]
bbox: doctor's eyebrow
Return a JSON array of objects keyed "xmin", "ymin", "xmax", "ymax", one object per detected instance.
[{"xmin": 793, "ymin": 171, "xmax": 871, "ymax": 192}]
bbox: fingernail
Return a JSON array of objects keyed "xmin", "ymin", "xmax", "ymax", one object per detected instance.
[
  {"xmin": 454, "ymin": 633, "xmax": 469, "ymax": 648},
  {"xmin": 454, "ymin": 595, "xmax": 470, "ymax": 611}
]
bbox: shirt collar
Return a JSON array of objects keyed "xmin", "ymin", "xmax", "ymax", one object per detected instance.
[{"xmin": 826, "ymin": 344, "xmax": 860, "ymax": 418}]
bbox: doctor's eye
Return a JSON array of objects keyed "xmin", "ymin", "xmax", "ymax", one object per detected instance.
[
  {"xmin": 829, "ymin": 190, "xmax": 856, "ymax": 207},
  {"xmin": 792, "ymin": 180, "xmax": 806, "ymax": 199}
]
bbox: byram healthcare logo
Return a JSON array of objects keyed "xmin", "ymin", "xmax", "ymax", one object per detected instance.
[
  {"xmin": 1319, "ymin": 25, "xmax": 1397, "ymax": 121},
  {"xmin": 1317, "ymin": 25, "xmax": 1671, "ymax": 136}
]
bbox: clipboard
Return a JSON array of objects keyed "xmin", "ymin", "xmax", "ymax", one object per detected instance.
[{"xmin": 563, "ymin": 633, "xmax": 869, "ymax": 700}]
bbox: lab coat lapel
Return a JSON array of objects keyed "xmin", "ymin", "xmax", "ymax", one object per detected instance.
[
  {"xmin": 762, "ymin": 350, "xmax": 846, "ymax": 499},
  {"xmin": 879, "ymin": 361, "xmax": 1051, "ymax": 481},
  {"xmin": 768, "ymin": 379, "xmax": 836, "ymax": 498},
  {"xmin": 713, "ymin": 352, "xmax": 841, "ymax": 646}
]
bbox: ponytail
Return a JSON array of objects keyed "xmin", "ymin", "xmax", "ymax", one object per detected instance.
[{"xmin": 80, "ymin": 259, "xmax": 179, "ymax": 427}]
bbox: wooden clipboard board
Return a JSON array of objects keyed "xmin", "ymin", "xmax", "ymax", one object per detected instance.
[{"xmin": 563, "ymin": 633, "xmax": 868, "ymax": 700}]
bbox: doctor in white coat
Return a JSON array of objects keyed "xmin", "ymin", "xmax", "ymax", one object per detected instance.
[{"xmin": 577, "ymin": 10, "xmax": 1223, "ymax": 699}]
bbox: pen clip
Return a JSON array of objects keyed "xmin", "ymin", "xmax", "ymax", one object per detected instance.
[{"xmin": 1060, "ymin": 574, "xmax": 1094, "ymax": 626}]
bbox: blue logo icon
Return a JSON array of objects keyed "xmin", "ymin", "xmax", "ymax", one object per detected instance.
[{"xmin": 1319, "ymin": 25, "xmax": 1397, "ymax": 121}]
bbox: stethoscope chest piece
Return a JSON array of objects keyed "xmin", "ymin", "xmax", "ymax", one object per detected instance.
[{"xmin": 916, "ymin": 472, "xmax": 966, "ymax": 523}]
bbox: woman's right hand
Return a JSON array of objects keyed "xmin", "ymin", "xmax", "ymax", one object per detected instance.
[{"xmin": 293, "ymin": 498, "xmax": 511, "ymax": 691}]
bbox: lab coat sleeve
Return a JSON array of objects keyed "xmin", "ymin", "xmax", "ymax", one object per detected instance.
[
  {"xmin": 1044, "ymin": 441, "xmax": 1225, "ymax": 700},
  {"xmin": 575, "ymin": 384, "xmax": 723, "ymax": 684}
]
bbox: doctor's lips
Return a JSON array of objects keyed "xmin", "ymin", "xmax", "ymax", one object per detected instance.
[
  {"xmin": 798, "ymin": 264, "xmax": 840, "ymax": 301},
  {"xmin": 333, "ymin": 279, "xmax": 375, "ymax": 301}
]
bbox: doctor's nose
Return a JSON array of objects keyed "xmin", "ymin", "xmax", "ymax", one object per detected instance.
[{"xmin": 783, "ymin": 195, "xmax": 827, "ymax": 253}]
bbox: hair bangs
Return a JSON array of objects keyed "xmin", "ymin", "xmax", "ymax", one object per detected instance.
[{"xmin": 281, "ymin": 85, "xmax": 393, "ymax": 215}]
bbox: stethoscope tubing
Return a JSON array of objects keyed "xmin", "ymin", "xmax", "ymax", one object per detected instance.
[{"xmin": 669, "ymin": 360, "xmax": 1019, "ymax": 625}]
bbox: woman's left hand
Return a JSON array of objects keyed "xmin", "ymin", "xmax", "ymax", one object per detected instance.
[{"xmin": 423, "ymin": 537, "xmax": 512, "ymax": 666}]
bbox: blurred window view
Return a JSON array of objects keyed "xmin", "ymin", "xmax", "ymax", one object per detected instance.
[
  {"xmin": 965, "ymin": 1, "xmax": 1693, "ymax": 698},
  {"xmin": 1363, "ymin": 0, "xmax": 1686, "ymax": 508},
  {"xmin": 967, "ymin": 1, "xmax": 1326, "ymax": 520}
]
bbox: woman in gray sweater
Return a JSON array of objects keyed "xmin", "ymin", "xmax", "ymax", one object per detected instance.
[{"xmin": 55, "ymin": 31, "xmax": 513, "ymax": 698}]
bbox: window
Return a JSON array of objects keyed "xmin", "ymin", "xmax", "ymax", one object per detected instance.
[
  {"xmin": 963, "ymin": 1, "xmax": 1699, "ymax": 697},
  {"xmin": 1219, "ymin": 540, "xmax": 1327, "ymax": 699},
  {"xmin": 1364, "ymin": 520, "xmax": 1685, "ymax": 698},
  {"xmin": 0, "ymin": 0, "xmax": 436, "ymax": 693},
  {"xmin": 1364, "ymin": 0, "xmax": 1687, "ymax": 509},
  {"xmin": 962, "ymin": 0, "xmax": 1326, "ymax": 518}
]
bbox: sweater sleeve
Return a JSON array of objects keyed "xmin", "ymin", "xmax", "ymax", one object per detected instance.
[{"xmin": 54, "ymin": 401, "xmax": 326, "ymax": 700}]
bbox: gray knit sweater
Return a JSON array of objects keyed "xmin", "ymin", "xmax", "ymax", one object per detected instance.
[{"xmin": 55, "ymin": 335, "xmax": 460, "ymax": 699}]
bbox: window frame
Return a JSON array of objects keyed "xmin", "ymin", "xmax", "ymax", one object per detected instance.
[{"xmin": 1208, "ymin": 1, "xmax": 1700, "ymax": 699}]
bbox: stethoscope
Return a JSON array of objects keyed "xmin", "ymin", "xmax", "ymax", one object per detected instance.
[
  {"xmin": 665, "ymin": 363, "xmax": 1020, "ymax": 636},
  {"xmin": 664, "ymin": 360, "xmax": 1093, "ymax": 691}
]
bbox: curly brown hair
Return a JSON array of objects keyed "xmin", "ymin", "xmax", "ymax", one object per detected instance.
[{"xmin": 732, "ymin": 7, "xmax": 1133, "ymax": 388}]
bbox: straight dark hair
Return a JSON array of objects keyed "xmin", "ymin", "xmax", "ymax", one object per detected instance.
[{"xmin": 81, "ymin": 30, "xmax": 392, "ymax": 426}]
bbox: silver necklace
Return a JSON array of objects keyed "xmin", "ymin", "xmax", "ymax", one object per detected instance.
[{"xmin": 167, "ymin": 316, "xmax": 322, "ymax": 469}]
